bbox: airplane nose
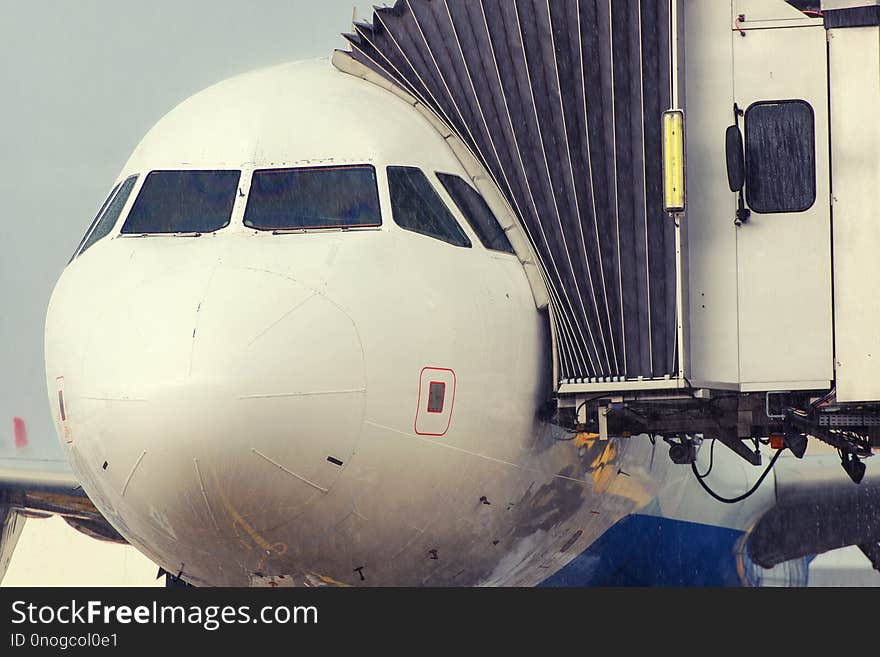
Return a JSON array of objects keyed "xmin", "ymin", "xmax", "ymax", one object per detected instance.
[{"xmin": 65, "ymin": 263, "xmax": 366, "ymax": 556}]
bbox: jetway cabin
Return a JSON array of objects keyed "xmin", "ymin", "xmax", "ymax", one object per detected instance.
[{"xmin": 336, "ymin": 0, "xmax": 880, "ymax": 479}]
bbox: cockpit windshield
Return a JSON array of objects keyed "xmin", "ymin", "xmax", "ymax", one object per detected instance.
[
  {"xmin": 121, "ymin": 170, "xmax": 240, "ymax": 234},
  {"xmin": 70, "ymin": 174, "xmax": 138, "ymax": 261},
  {"xmin": 243, "ymin": 165, "xmax": 381, "ymax": 231}
]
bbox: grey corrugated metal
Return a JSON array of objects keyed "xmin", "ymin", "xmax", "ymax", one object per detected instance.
[{"xmin": 343, "ymin": 0, "xmax": 678, "ymax": 382}]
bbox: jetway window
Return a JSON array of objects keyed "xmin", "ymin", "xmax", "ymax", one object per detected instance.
[
  {"xmin": 71, "ymin": 175, "xmax": 138, "ymax": 260},
  {"xmin": 436, "ymin": 173, "xmax": 514, "ymax": 254},
  {"xmin": 244, "ymin": 165, "xmax": 382, "ymax": 230},
  {"xmin": 121, "ymin": 170, "xmax": 240, "ymax": 234},
  {"xmin": 387, "ymin": 166, "xmax": 471, "ymax": 248},
  {"xmin": 745, "ymin": 100, "xmax": 816, "ymax": 214}
]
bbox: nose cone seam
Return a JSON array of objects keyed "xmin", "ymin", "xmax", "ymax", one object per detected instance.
[
  {"xmin": 50, "ymin": 262, "xmax": 369, "ymax": 582},
  {"xmin": 247, "ymin": 291, "xmax": 317, "ymax": 348},
  {"xmin": 188, "ymin": 262, "xmax": 221, "ymax": 378}
]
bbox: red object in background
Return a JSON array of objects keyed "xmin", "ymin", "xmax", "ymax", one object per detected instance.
[{"xmin": 13, "ymin": 417, "xmax": 28, "ymax": 448}]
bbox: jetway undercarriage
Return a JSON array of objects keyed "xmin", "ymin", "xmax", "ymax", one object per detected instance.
[{"xmin": 554, "ymin": 389, "xmax": 879, "ymax": 484}]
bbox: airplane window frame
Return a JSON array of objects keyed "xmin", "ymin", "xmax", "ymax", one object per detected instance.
[
  {"xmin": 435, "ymin": 172, "xmax": 515, "ymax": 255},
  {"xmin": 71, "ymin": 175, "xmax": 139, "ymax": 261},
  {"xmin": 69, "ymin": 181, "xmax": 121, "ymax": 263},
  {"xmin": 120, "ymin": 169, "xmax": 241, "ymax": 235},
  {"xmin": 386, "ymin": 166, "xmax": 472, "ymax": 248},
  {"xmin": 243, "ymin": 164, "xmax": 382, "ymax": 231}
]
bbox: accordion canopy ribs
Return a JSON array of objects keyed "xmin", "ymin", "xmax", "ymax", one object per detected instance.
[{"xmin": 342, "ymin": 0, "xmax": 679, "ymax": 385}]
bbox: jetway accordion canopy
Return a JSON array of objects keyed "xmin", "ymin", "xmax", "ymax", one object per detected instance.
[{"xmin": 342, "ymin": 0, "xmax": 679, "ymax": 384}]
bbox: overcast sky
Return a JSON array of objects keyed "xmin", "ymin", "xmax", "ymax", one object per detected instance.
[{"xmin": 0, "ymin": 0, "xmax": 380, "ymax": 462}]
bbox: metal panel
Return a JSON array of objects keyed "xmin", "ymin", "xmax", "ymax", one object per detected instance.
[
  {"xmin": 684, "ymin": 0, "xmax": 741, "ymax": 387},
  {"xmin": 829, "ymin": 26, "xmax": 880, "ymax": 401},
  {"xmin": 732, "ymin": 23, "xmax": 833, "ymax": 387},
  {"xmin": 341, "ymin": 0, "xmax": 680, "ymax": 385}
]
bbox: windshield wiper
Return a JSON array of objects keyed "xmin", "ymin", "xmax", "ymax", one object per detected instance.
[
  {"xmin": 120, "ymin": 231, "xmax": 203, "ymax": 238},
  {"xmin": 270, "ymin": 225, "xmax": 362, "ymax": 235},
  {"xmin": 271, "ymin": 228, "xmax": 308, "ymax": 235}
]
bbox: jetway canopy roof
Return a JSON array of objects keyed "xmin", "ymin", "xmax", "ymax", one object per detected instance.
[{"xmin": 340, "ymin": 0, "xmax": 680, "ymax": 385}]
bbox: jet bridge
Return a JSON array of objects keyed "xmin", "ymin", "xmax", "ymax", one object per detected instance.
[
  {"xmin": 338, "ymin": 0, "xmax": 684, "ymax": 391},
  {"xmin": 335, "ymin": 0, "xmax": 880, "ymax": 481}
]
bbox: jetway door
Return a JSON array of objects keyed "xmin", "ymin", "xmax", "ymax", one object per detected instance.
[{"xmin": 732, "ymin": 22, "xmax": 833, "ymax": 389}]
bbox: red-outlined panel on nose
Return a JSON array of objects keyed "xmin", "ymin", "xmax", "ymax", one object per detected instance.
[{"xmin": 415, "ymin": 367, "xmax": 456, "ymax": 437}]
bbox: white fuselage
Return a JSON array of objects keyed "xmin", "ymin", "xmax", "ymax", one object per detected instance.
[{"xmin": 44, "ymin": 59, "xmax": 777, "ymax": 586}]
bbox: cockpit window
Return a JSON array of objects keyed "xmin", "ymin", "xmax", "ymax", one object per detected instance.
[
  {"xmin": 71, "ymin": 175, "xmax": 139, "ymax": 261},
  {"xmin": 387, "ymin": 166, "xmax": 471, "ymax": 248},
  {"xmin": 70, "ymin": 182, "xmax": 119, "ymax": 262},
  {"xmin": 121, "ymin": 170, "xmax": 240, "ymax": 234},
  {"xmin": 436, "ymin": 173, "xmax": 515, "ymax": 254},
  {"xmin": 243, "ymin": 165, "xmax": 382, "ymax": 231}
]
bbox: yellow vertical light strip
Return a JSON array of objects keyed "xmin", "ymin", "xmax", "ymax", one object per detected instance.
[{"xmin": 662, "ymin": 109, "xmax": 685, "ymax": 214}]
